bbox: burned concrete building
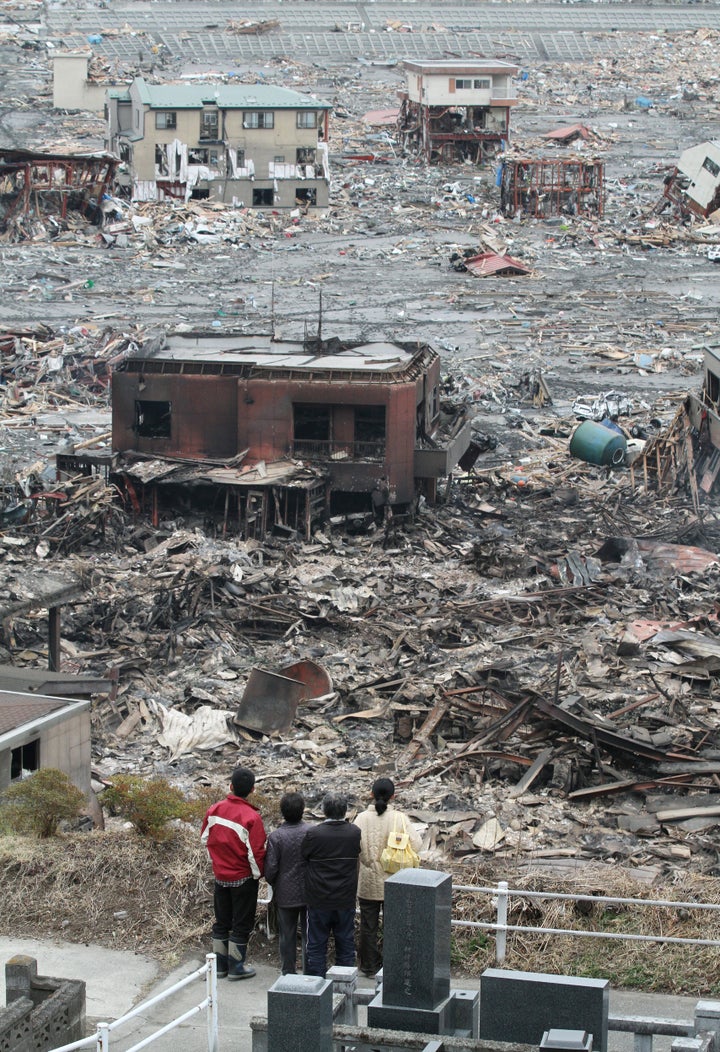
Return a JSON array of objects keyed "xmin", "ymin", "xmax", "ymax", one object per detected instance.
[
  {"xmin": 109, "ymin": 332, "xmax": 473, "ymax": 538},
  {"xmin": 397, "ymin": 60, "xmax": 518, "ymax": 164}
]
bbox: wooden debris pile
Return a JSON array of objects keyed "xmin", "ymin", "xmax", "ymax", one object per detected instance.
[{"xmin": 4, "ymin": 453, "xmax": 720, "ymax": 876}]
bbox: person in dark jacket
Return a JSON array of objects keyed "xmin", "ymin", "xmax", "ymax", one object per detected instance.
[
  {"xmin": 201, "ymin": 766, "xmax": 266, "ymax": 980},
  {"xmin": 301, "ymin": 792, "xmax": 361, "ymax": 978},
  {"xmin": 264, "ymin": 791, "xmax": 308, "ymax": 974}
]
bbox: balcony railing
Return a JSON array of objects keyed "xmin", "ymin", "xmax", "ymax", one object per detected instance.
[{"xmin": 292, "ymin": 439, "xmax": 386, "ymax": 462}]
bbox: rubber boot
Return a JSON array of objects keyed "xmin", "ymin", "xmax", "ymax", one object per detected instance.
[
  {"xmin": 212, "ymin": 939, "xmax": 228, "ymax": 979},
  {"xmin": 227, "ymin": 939, "xmax": 256, "ymax": 981}
]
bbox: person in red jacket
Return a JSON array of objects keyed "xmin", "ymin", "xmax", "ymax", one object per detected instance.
[{"xmin": 201, "ymin": 767, "xmax": 266, "ymax": 980}]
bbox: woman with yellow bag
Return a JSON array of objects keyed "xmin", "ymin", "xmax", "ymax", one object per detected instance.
[{"xmin": 353, "ymin": 778, "xmax": 422, "ymax": 977}]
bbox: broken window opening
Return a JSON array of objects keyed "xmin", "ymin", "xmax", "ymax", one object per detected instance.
[
  {"xmin": 252, "ymin": 188, "xmax": 274, "ymax": 206},
  {"xmin": 702, "ymin": 155, "xmax": 720, "ymax": 178},
  {"xmin": 188, "ymin": 147, "xmax": 216, "ymax": 165},
  {"xmin": 354, "ymin": 405, "xmax": 386, "ymax": 458},
  {"xmin": 155, "ymin": 145, "xmax": 169, "ymax": 176},
  {"xmin": 191, "ymin": 188, "xmax": 210, "ymax": 199},
  {"xmin": 296, "ymin": 111, "xmax": 317, "ymax": 129},
  {"xmin": 295, "ymin": 187, "xmax": 317, "ymax": 207},
  {"xmin": 243, "ymin": 111, "xmax": 274, "ymax": 130},
  {"xmin": 296, "ymin": 147, "xmax": 316, "ymax": 166},
  {"xmin": 11, "ymin": 739, "xmax": 39, "ymax": 781},
  {"xmin": 200, "ymin": 108, "xmax": 219, "ymax": 141},
  {"xmin": 135, "ymin": 399, "xmax": 171, "ymax": 438},
  {"xmin": 155, "ymin": 111, "xmax": 177, "ymax": 130},
  {"xmin": 293, "ymin": 404, "xmax": 330, "ymax": 456},
  {"xmin": 707, "ymin": 370, "xmax": 720, "ymax": 405}
]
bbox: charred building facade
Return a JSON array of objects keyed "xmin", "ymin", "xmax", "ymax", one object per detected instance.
[{"xmin": 110, "ymin": 333, "xmax": 473, "ymax": 538}]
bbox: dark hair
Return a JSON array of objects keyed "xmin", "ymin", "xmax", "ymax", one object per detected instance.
[
  {"xmin": 280, "ymin": 791, "xmax": 305, "ymax": 824},
  {"xmin": 231, "ymin": 767, "xmax": 255, "ymax": 798},
  {"xmin": 322, "ymin": 792, "xmax": 347, "ymax": 821},
  {"xmin": 371, "ymin": 777, "xmax": 395, "ymax": 816}
]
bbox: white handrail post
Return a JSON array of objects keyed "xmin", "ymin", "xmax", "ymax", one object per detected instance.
[
  {"xmin": 96, "ymin": 1022, "xmax": 110, "ymax": 1052},
  {"xmin": 206, "ymin": 954, "xmax": 219, "ymax": 1052},
  {"xmin": 496, "ymin": 881, "xmax": 509, "ymax": 965}
]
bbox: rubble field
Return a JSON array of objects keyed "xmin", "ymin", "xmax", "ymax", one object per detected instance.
[{"xmin": 2, "ymin": 0, "xmax": 720, "ymax": 950}]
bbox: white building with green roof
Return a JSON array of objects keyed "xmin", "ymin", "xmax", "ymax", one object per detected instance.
[{"xmin": 106, "ymin": 77, "xmax": 331, "ymax": 208}]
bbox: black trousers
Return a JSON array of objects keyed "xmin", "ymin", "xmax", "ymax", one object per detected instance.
[
  {"xmin": 212, "ymin": 879, "xmax": 259, "ymax": 945},
  {"xmin": 358, "ymin": 898, "xmax": 383, "ymax": 975},
  {"xmin": 304, "ymin": 907, "xmax": 356, "ymax": 977},
  {"xmin": 277, "ymin": 905, "xmax": 307, "ymax": 975}
]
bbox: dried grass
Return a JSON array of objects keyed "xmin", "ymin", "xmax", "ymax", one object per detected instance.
[
  {"xmin": 3, "ymin": 832, "xmax": 720, "ymax": 992},
  {"xmin": 450, "ymin": 861, "xmax": 720, "ymax": 995},
  {"xmin": 0, "ymin": 827, "xmax": 212, "ymax": 964}
]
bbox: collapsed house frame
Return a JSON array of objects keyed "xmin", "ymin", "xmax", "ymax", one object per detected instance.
[
  {"xmin": 631, "ymin": 342, "xmax": 720, "ymax": 507},
  {"xmin": 0, "ymin": 148, "xmax": 118, "ymax": 232},
  {"xmin": 499, "ymin": 157, "xmax": 604, "ymax": 218}
]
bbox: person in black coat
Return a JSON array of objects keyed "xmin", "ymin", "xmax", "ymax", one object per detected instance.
[
  {"xmin": 264, "ymin": 791, "xmax": 308, "ymax": 975},
  {"xmin": 301, "ymin": 792, "xmax": 361, "ymax": 977}
]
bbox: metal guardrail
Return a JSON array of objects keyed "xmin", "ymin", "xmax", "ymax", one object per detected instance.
[
  {"xmin": 451, "ymin": 882, "xmax": 720, "ymax": 965},
  {"xmin": 48, "ymin": 954, "xmax": 219, "ymax": 1052}
]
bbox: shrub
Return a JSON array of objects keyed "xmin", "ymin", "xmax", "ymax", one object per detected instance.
[
  {"xmin": 102, "ymin": 775, "xmax": 189, "ymax": 841},
  {"xmin": 1, "ymin": 768, "xmax": 86, "ymax": 838}
]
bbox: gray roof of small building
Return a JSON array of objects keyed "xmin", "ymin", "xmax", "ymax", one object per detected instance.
[
  {"xmin": 0, "ymin": 690, "xmax": 88, "ymax": 739},
  {"xmin": 135, "ymin": 77, "xmax": 331, "ymax": 111},
  {"xmin": 403, "ymin": 59, "xmax": 519, "ymax": 74},
  {"xmin": 146, "ymin": 334, "xmax": 417, "ymax": 374}
]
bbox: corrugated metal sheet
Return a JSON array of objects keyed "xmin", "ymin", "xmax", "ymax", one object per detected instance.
[{"xmin": 464, "ymin": 252, "xmax": 531, "ymax": 277}]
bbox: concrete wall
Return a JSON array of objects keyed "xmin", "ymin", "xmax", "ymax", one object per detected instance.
[
  {"xmin": 52, "ymin": 53, "xmax": 107, "ymax": 113},
  {"xmin": 3, "ymin": 956, "xmax": 86, "ymax": 1052},
  {"xmin": 0, "ymin": 708, "xmax": 91, "ymax": 794}
]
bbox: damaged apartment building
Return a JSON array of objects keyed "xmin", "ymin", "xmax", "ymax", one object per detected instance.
[
  {"xmin": 396, "ymin": 59, "xmax": 518, "ymax": 164},
  {"xmin": 105, "ymin": 77, "xmax": 331, "ymax": 207},
  {"xmin": 101, "ymin": 331, "xmax": 473, "ymax": 539}
]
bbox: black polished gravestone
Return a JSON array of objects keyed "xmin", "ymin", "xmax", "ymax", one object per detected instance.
[
  {"xmin": 267, "ymin": 974, "xmax": 333, "ymax": 1052},
  {"xmin": 480, "ymin": 969, "xmax": 609, "ymax": 1052},
  {"xmin": 367, "ymin": 869, "xmax": 478, "ymax": 1037}
]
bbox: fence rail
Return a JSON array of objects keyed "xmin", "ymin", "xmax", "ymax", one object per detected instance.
[
  {"xmin": 451, "ymin": 882, "xmax": 720, "ymax": 964},
  {"xmin": 48, "ymin": 955, "xmax": 218, "ymax": 1052}
]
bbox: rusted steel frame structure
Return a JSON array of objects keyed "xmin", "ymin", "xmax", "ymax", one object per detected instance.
[
  {"xmin": 0, "ymin": 149, "xmax": 118, "ymax": 227},
  {"xmin": 397, "ymin": 98, "xmax": 509, "ymax": 163},
  {"xmin": 500, "ymin": 158, "xmax": 604, "ymax": 218}
]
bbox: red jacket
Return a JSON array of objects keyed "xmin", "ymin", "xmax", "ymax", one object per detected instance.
[{"xmin": 201, "ymin": 794, "xmax": 266, "ymax": 882}]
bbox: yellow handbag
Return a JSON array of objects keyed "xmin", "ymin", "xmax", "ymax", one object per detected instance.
[{"xmin": 380, "ymin": 813, "xmax": 420, "ymax": 874}]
